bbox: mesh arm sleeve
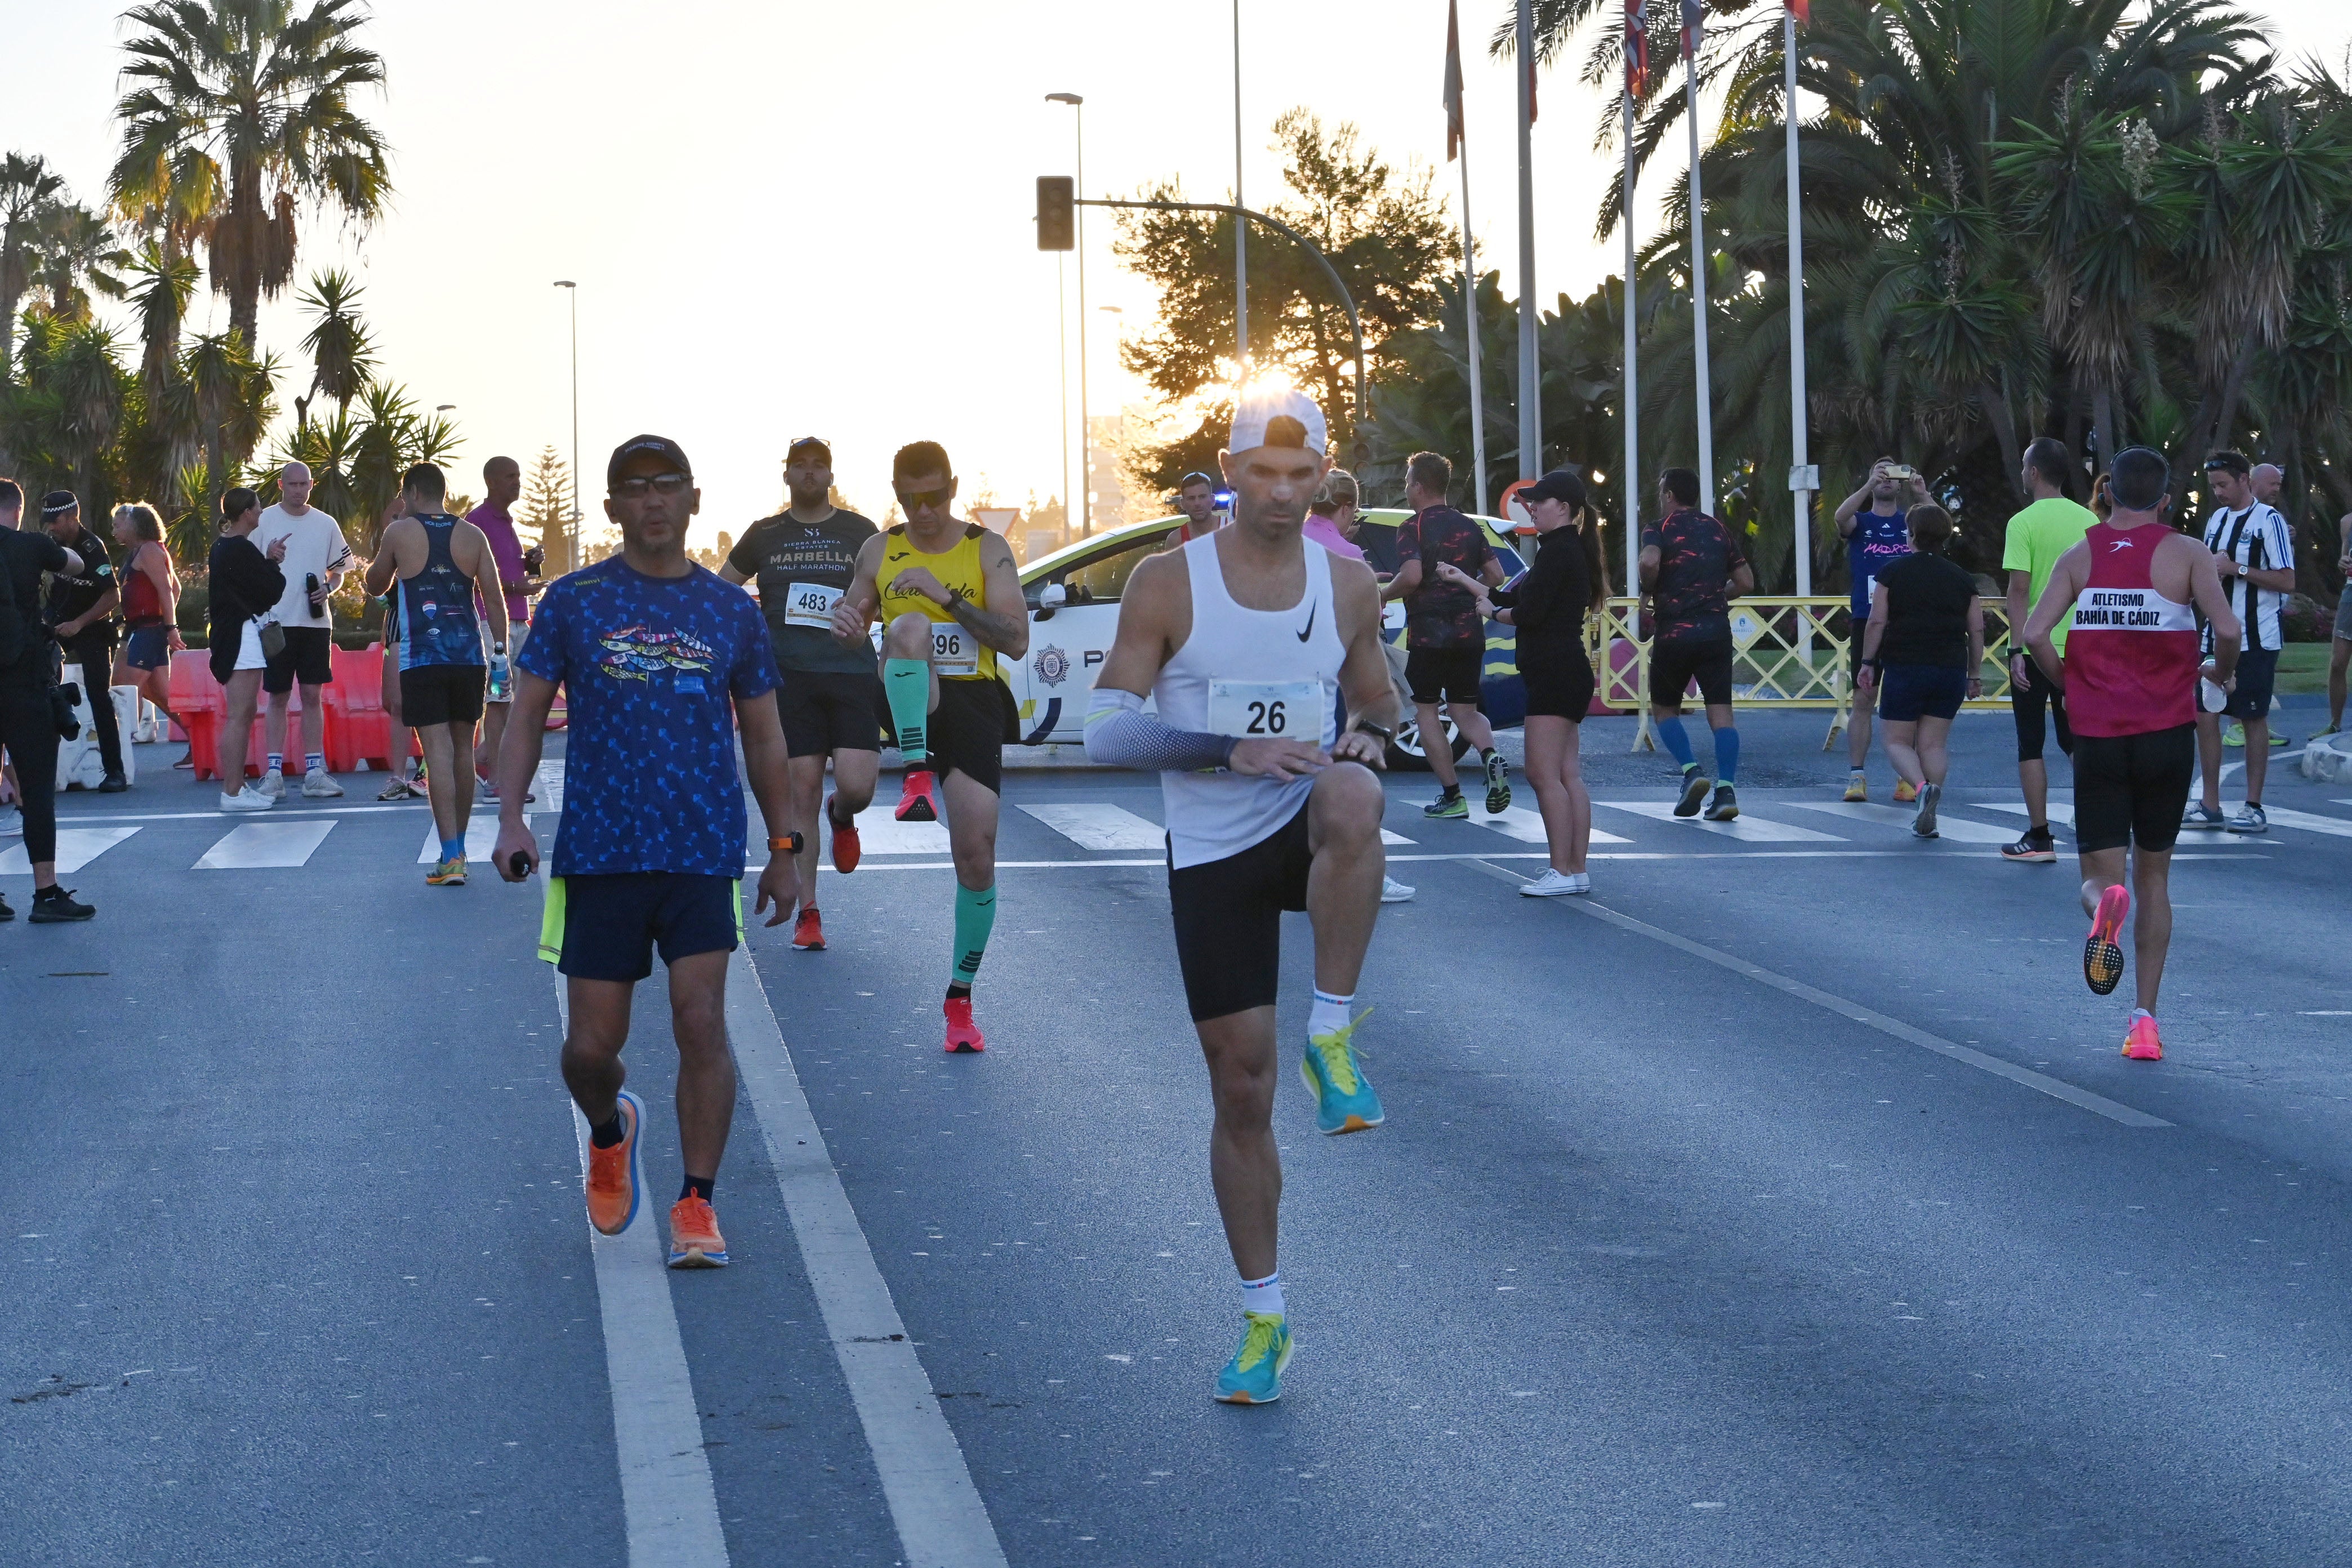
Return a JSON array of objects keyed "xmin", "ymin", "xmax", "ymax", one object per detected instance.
[{"xmin": 1084, "ymin": 686, "xmax": 1235, "ymax": 772}]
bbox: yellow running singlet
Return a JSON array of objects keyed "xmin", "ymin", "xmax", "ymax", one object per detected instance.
[{"xmin": 875, "ymin": 523, "xmax": 999, "ymax": 682}]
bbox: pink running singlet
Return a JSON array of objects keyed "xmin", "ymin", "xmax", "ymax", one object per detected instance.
[{"xmin": 2063, "ymin": 522, "xmax": 2199, "ymax": 738}]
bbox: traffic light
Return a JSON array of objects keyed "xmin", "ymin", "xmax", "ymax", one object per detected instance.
[{"xmin": 1036, "ymin": 176, "xmax": 1075, "ymax": 251}]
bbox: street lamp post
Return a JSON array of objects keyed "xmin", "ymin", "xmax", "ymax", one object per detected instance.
[
  {"xmin": 1232, "ymin": 0, "xmax": 1248, "ymax": 369},
  {"xmin": 1046, "ymin": 93, "xmax": 1089, "ymax": 536},
  {"xmin": 553, "ymin": 280, "xmax": 580, "ymax": 571}
]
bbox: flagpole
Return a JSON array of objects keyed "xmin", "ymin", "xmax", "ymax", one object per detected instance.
[
  {"xmin": 1462, "ymin": 151, "xmax": 1489, "ymax": 516},
  {"xmin": 1684, "ymin": 25, "xmax": 1715, "ymax": 510},
  {"xmin": 1622, "ymin": 89, "xmax": 1640, "ymax": 609},
  {"xmin": 1233, "ymin": 0, "xmax": 1249, "ymax": 370},
  {"xmin": 1784, "ymin": 6, "xmax": 1814, "ymax": 597},
  {"xmin": 1515, "ymin": 0, "xmax": 1540, "ymax": 482}
]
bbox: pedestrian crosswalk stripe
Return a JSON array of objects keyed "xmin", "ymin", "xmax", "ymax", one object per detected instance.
[
  {"xmin": 840, "ymin": 814, "xmax": 954, "ymax": 856},
  {"xmin": 1596, "ymin": 800, "xmax": 1843, "ymax": 842},
  {"xmin": 1474, "ymin": 805, "xmax": 1632, "ymax": 845},
  {"xmin": 195, "ymin": 820, "xmax": 337, "ymax": 868},
  {"xmin": 1015, "ymin": 802, "xmax": 1163, "ymax": 851},
  {"xmin": 1784, "ymin": 799, "xmax": 2018, "ymax": 844},
  {"xmin": 418, "ymin": 816, "xmax": 528, "ymax": 865},
  {"xmin": 1982, "ymin": 801, "xmax": 2078, "ymax": 826},
  {"xmin": 2243, "ymin": 804, "xmax": 2352, "ymax": 839},
  {"xmin": 1380, "ymin": 828, "xmax": 1415, "ymax": 845},
  {"xmin": 0, "ymin": 826, "xmax": 141, "ymax": 875}
]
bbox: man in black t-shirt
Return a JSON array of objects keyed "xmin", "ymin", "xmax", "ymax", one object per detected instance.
[
  {"xmin": 40, "ymin": 491, "xmax": 127, "ymax": 791},
  {"xmin": 722, "ymin": 437, "xmax": 881, "ymax": 953},
  {"xmin": 1640, "ymin": 467, "xmax": 1754, "ymax": 821},
  {"xmin": 1381, "ymin": 452, "xmax": 1509, "ymax": 817},
  {"xmin": 0, "ymin": 479, "xmax": 97, "ymax": 920}
]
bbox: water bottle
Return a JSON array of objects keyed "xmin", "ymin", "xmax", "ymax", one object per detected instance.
[
  {"xmin": 489, "ymin": 643, "xmax": 511, "ymax": 703},
  {"xmin": 306, "ymin": 572, "xmax": 326, "ymax": 616}
]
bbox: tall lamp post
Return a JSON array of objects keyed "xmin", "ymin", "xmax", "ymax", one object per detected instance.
[
  {"xmin": 1232, "ymin": 0, "xmax": 1249, "ymax": 369},
  {"xmin": 1046, "ymin": 93, "xmax": 1089, "ymax": 536},
  {"xmin": 553, "ymin": 280, "xmax": 580, "ymax": 571}
]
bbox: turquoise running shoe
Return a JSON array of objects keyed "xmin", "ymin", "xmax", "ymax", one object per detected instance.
[
  {"xmin": 1301, "ymin": 1010, "xmax": 1383, "ymax": 1134},
  {"xmin": 1213, "ymin": 1312, "xmax": 1293, "ymax": 1404}
]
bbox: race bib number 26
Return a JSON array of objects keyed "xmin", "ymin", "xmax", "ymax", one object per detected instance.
[
  {"xmin": 783, "ymin": 581, "xmax": 843, "ymax": 629},
  {"xmin": 1206, "ymin": 680, "xmax": 1325, "ymax": 741}
]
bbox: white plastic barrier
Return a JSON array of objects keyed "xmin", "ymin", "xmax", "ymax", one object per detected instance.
[{"xmin": 55, "ymin": 684, "xmax": 140, "ymax": 790}]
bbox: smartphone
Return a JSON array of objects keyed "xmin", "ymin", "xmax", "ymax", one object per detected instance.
[{"xmin": 1885, "ymin": 464, "xmax": 1918, "ymax": 481}]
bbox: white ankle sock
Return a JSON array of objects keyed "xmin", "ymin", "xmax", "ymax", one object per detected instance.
[
  {"xmin": 1239, "ymin": 1271, "xmax": 1284, "ymax": 1319},
  {"xmin": 1308, "ymin": 990, "xmax": 1352, "ymax": 1038}
]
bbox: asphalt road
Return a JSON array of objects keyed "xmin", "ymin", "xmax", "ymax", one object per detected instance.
[{"xmin": 5, "ymin": 701, "xmax": 2350, "ymax": 1567}]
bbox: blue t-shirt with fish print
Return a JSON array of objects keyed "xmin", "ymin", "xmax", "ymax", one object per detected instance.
[{"xmin": 518, "ymin": 556, "xmax": 779, "ymax": 877}]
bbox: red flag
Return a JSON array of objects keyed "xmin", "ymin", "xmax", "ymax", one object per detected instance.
[
  {"xmin": 1681, "ymin": 0, "xmax": 1704, "ymax": 62},
  {"xmin": 1786, "ymin": 0, "xmax": 1810, "ymax": 21},
  {"xmin": 1444, "ymin": 0, "xmax": 1466, "ymax": 161},
  {"xmin": 1625, "ymin": 0, "xmax": 1651, "ymax": 96}
]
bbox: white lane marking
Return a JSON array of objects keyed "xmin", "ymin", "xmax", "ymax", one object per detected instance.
[
  {"xmin": 1981, "ymin": 802, "xmax": 2077, "ymax": 826},
  {"xmin": 1596, "ymin": 800, "xmax": 1844, "ymax": 842},
  {"xmin": 1783, "ymin": 800, "xmax": 2017, "ymax": 844},
  {"xmin": 418, "ymin": 815, "xmax": 523, "ymax": 865},
  {"xmin": 1468, "ymin": 859, "xmax": 2170, "ymax": 1128},
  {"xmin": 193, "ymin": 820, "xmax": 337, "ymax": 868},
  {"xmin": 1473, "ymin": 805, "xmax": 1632, "ymax": 845},
  {"xmin": 2247, "ymin": 805, "xmax": 2352, "ymax": 840},
  {"xmin": 0, "ymin": 826, "xmax": 140, "ymax": 875},
  {"xmin": 1016, "ymin": 801, "xmax": 1162, "ymax": 851},
  {"xmin": 43, "ymin": 803, "xmax": 428, "ymax": 823},
  {"xmin": 838, "ymin": 814, "xmax": 954, "ymax": 856},
  {"xmin": 727, "ymin": 947, "xmax": 1010, "ymax": 1568},
  {"xmin": 536, "ymin": 759, "xmax": 566, "ymax": 815},
  {"xmin": 547, "ymin": 963, "xmax": 730, "ymax": 1567},
  {"xmin": 1379, "ymin": 829, "xmax": 1415, "ymax": 845}
]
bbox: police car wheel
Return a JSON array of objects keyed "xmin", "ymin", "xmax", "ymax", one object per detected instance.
[{"xmin": 1386, "ymin": 711, "xmax": 1471, "ymax": 773}]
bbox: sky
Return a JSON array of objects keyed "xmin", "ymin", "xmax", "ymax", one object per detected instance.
[{"xmin": 7, "ymin": 1, "xmax": 2351, "ymax": 543}]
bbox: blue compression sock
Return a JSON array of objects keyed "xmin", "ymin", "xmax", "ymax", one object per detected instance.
[
  {"xmin": 441, "ymin": 836, "xmax": 465, "ymax": 861},
  {"xmin": 1713, "ymin": 726, "xmax": 1740, "ymax": 785},
  {"xmin": 1657, "ymin": 716, "xmax": 1696, "ymax": 770}
]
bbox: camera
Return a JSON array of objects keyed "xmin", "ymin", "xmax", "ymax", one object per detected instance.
[{"xmin": 50, "ymin": 679, "xmax": 81, "ymax": 741}]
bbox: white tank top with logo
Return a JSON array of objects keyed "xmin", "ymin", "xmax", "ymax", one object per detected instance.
[{"xmin": 1154, "ymin": 532, "xmax": 1348, "ymax": 869}]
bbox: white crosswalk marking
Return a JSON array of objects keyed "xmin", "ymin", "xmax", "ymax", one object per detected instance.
[
  {"xmin": 1597, "ymin": 800, "xmax": 1844, "ymax": 842},
  {"xmin": 2248, "ymin": 805, "xmax": 2352, "ymax": 839},
  {"xmin": 0, "ymin": 826, "xmax": 141, "ymax": 875},
  {"xmin": 844, "ymin": 814, "xmax": 954, "ymax": 856},
  {"xmin": 195, "ymin": 820, "xmax": 337, "ymax": 868},
  {"xmin": 1982, "ymin": 801, "xmax": 2077, "ymax": 826},
  {"xmin": 534, "ymin": 759, "xmax": 564, "ymax": 814},
  {"xmin": 1380, "ymin": 828, "xmax": 1415, "ymax": 845},
  {"xmin": 1016, "ymin": 802, "xmax": 1162, "ymax": 851},
  {"xmin": 418, "ymin": 816, "xmax": 524, "ymax": 865},
  {"xmin": 1474, "ymin": 805, "xmax": 1632, "ymax": 846},
  {"xmin": 1784, "ymin": 800, "xmax": 2018, "ymax": 844}
]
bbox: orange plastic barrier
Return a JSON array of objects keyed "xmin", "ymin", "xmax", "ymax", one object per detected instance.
[{"xmin": 323, "ymin": 641, "xmax": 417, "ymax": 772}]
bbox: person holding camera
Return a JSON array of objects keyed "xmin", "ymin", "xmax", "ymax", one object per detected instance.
[
  {"xmin": 209, "ymin": 487, "xmax": 290, "ymax": 812},
  {"xmin": 0, "ymin": 478, "xmax": 97, "ymax": 920},
  {"xmin": 1834, "ymin": 458, "xmax": 1924, "ymax": 801}
]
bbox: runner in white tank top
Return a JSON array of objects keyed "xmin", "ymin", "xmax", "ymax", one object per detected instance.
[{"xmin": 1084, "ymin": 384, "xmax": 1400, "ymax": 1406}]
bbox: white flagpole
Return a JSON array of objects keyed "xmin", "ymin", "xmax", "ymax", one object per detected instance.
[
  {"xmin": 1685, "ymin": 34, "xmax": 1716, "ymax": 510},
  {"xmin": 1516, "ymin": 0, "xmax": 1541, "ymax": 482},
  {"xmin": 1784, "ymin": 7, "xmax": 1814, "ymax": 596},
  {"xmin": 1623, "ymin": 89, "xmax": 1640, "ymax": 606},
  {"xmin": 1462, "ymin": 150, "xmax": 1489, "ymax": 516}
]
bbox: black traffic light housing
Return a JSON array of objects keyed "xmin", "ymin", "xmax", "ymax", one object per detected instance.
[{"xmin": 1036, "ymin": 176, "xmax": 1075, "ymax": 251}]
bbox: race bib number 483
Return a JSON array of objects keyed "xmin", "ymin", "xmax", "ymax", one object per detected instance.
[
  {"xmin": 783, "ymin": 581, "xmax": 843, "ymax": 629},
  {"xmin": 1206, "ymin": 679, "xmax": 1325, "ymax": 741},
  {"xmin": 930, "ymin": 622, "xmax": 977, "ymax": 675}
]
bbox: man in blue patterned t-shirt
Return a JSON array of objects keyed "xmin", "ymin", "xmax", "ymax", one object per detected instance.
[{"xmin": 495, "ymin": 433, "xmax": 800, "ymax": 1272}]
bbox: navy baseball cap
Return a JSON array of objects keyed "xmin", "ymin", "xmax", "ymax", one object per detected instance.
[
  {"xmin": 607, "ymin": 434, "xmax": 692, "ymax": 488},
  {"xmin": 39, "ymin": 489, "xmax": 78, "ymax": 517}
]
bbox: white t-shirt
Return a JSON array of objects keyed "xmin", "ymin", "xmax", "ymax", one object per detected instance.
[
  {"xmin": 252, "ymin": 504, "xmax": 355, "ymax": 628},
  {"xmin": 2199, "ymin": 502, "xmax": 2293, "ymax": 654}
]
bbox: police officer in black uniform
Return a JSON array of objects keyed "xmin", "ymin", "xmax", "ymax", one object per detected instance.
[
  {"xmin": 0, "ymin": 480, "xmax": 97, "ymax": 920},
  {"xmin": 41, "ymin": 490, "xmax": 128, "ymax": 792}
]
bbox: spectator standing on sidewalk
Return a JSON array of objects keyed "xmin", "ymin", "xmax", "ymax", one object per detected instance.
[
  {"xmin": 109, "ymin": 502, "xmax": 182, "ymax": 752},
  {"xmin": 2182, "ymin": 451, "xmax": 2293, "ymax": 834},
  {"xmin": 0, "ymin": 479, "xmax": 96, "ymax": 920},
  {"xmin": 209, "ymin": 488, "xmax": 288, "ymax": 813},
  {"xmin": 467, "ymin": 456, "xmax": 542, "ymax": 800},
  {"xmin": 40, "ymin": 491, "xmax": 128, "ymax": 793},
  {"xmin": 1833, "ymin": 458, "xmax": 1923, "ymax": 801},
  {"xmin": 1999, "ymin": 439, "xmax": 2096, "ymax": 863},
  {"xmin": 251, "ymin": 461, "xmax": 353, "ymax": 799}
]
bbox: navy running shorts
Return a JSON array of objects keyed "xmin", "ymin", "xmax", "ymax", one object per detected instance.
[{"xmin": 541, "ymin": 872, "xmax": 743, "ymax": 982}]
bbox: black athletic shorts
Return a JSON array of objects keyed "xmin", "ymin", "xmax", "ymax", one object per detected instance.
[
  {"xmin": 263, "ymin": 625, "xmax": 335, "ymax": 693},
  {"xmin": 1406, "ymin": 645, "xmax": 1484, "ymax": 706},
  {"xmin": 1168, "ymin": 801, "xmax": 1312, "ymax": 1022},
  {"xmin": 1878, "ymin": 663, "xmax": 1965, "ymax": 723},
  {"xmin": 2219, "ymin": 648, "xmax": 2278, "ymax": 721},
  {"xmin": 2011, "ymin": 656, "xmax": 2074, "ymax": 762},
  {"xmin": 545, "ymin": 872, "xmax": 741, "ymax": 982},
  {"xmin": 921, "ymin": 676, "xmax": 1017, "ymax": 795},
  {"xmin": 1650, "ymin": 635, "xmax": 1734, "ymax": 710},
  {"xmin": 1522, "ymin": 653, "xmax": 1595, "ymax": 722},
  {"xmin": 2073, "ymin": 724, "xmax": 2195, "ymax": 856},
  {"xmin": 400, "ymin": 663, "xmax": 485, "ymax": 728},
  {"xmin": 777, "ymin": 669, "xmax": 884, "ymax": 758}
]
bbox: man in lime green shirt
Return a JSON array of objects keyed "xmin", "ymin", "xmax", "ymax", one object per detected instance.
[{"xmin": 2001, "ymin": 438, "xmax": 2097, "ymax": 862}]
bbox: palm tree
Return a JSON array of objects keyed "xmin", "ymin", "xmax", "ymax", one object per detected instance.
[
  {"xmin": 293, "ymin": 266, "xmax": 375, "ymax": 429},
  {"xmin": 122, "ymin": 241, "xmax": 201, "ymax": 391},
  {"xmin": 108, "ymin": 0, "xmax": 391, "ymax": 349},
  {"xmin": 0, "ymin": 152, "xmax": 66, "ymax": 384},
  {"xmin": 23, "ymin": 202, "xmax": 132, "ymax": 322}
]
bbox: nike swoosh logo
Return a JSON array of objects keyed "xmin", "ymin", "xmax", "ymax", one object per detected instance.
[{"xmin": 1295, "ymin": 603, "xmax": 1317, "ymax": 642}]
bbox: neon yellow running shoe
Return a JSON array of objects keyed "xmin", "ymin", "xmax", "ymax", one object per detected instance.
[
  {"xmin": 1301, "ymin": 1010, "xmax": 1383, "ymax": 1134},
  {"xmin": 1213, "ymin": 1312, "xmax": 1293, "ymax": 1404}
]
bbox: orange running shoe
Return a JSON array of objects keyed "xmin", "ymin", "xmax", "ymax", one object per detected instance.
[
  {"xmin": 2083, "ymin": 883, "xmax": 2130, "ymax": 996},
  {"xmin": 943, "ymin": 995, "xmax": 986, "ymax": 1053},
  {"xmin": 1894, "ymin": 778, "xmax": 1919, "ymax": 804},
  {"xmin": 895, "ymin": 768, "xmax": 942, "ymax": 823},
  {"xmin": 585, "ymin": 1089, "xmax": 644, "ymax": 1236},
  {"xmin": 667, "ymin": 1195, "xmax": 729, "ymax": 1268},
  {"xmin": 2122, "ymin": 1011, "xmax": 2163, "ymax": 1061},
  {"xmin": 792, "ymin": 904, "xmax": 826, "ymax": 951},
  {"xmin": 829, "ymin": 801, "xmax": 862, "ymax": 874}
]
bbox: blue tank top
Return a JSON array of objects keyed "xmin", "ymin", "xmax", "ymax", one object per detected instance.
[{"xmin": 398, "ymin": 514, "xmax": 485, "ymax": 671}]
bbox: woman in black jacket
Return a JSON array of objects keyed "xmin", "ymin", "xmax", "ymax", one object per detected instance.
[
  {"xmin": 207, "ymin": 487, "xmax": 288, "ymax": 810},
  {"xmin": 1440, "ymin": 468, "xmax": 1611, "ymax": 896}
]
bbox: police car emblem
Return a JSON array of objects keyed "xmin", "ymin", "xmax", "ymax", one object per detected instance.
[{"xmin": 1033, "ymin": 645, "xmax": 1071, "ymax": 687}]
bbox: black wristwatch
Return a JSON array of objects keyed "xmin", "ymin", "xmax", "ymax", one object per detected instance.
[
  {"xmin": 768, "ymin": 833, "xmax": 806, "ymax": 855},
  {"xmin": 1349, "ymin": 720, "xmax": 1396, "ymax": 746}
]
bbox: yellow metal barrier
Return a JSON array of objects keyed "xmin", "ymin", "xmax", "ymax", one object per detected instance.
[{"xmin": 1584, "ymin": 596, "xmax": 2021, "ymax": 751}]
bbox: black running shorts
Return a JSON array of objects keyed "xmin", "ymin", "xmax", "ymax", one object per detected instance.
[
  {"xmin": 1650, "ymin": 635, "xmax": 1734, "ymax": 710},
  {"xmin": 2072, "ymin": 723, "xmax": 2195, "ymax": 855},
  {"xmin": 400, "ymin": 662, "xmax": 485, "ymax": 727},
  {"xmin": 1168, "ymin": 801, "xmax": 1313, "ymax": 1022},
  {"xmin": 1406, "ymin": 645, "xmax": 1484, "ymax": 706},
  {"xmin": 1522, "ymin": 653, "xmax": 1595, "ymax": 722},
  {"xmin": 544, "ymin": 872, "xmax": 742, "ymax": 982},
  {"xmin": 777, "ymin": 670, "xmax": 884, "ymax": 758},
  {"xmin": 2011, "ymin": 656, "xmax": 2074, "ymax": 762},
  {"xmin": 922, "ymin": 676, "xmax": 1016, "ymax": 795},
  {"xmin": 263, "ymin": 625, "xmax": 335, "ymax": 693}
]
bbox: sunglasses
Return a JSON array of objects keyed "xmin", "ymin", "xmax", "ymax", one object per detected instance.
[
  {"xmin": 786, "ymin": 438, "xmax": 832, "ymax": 460},
  {"xmin": 610, "ymin": 472, "xmax": 692, "ymax": 498},
  {"xmin": 896, "ymin": 483, "xmax": 953, "ymax": 510}
]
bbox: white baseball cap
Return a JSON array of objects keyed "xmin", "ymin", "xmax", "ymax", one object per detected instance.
[{"xmin": 1227, "ymin": 382, "xmax": 1327, "ymax": 457}]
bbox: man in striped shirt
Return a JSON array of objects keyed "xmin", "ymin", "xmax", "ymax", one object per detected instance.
[{"xmin": 2184, "ymin": 451, "xmax": 2295, "ymax": 834}]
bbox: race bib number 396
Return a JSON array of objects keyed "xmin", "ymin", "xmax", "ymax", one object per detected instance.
[
  {"xmin": 783, "ymin": 581, "xmax": 843, "ymax": 629},
  {"xmin": 1206, "ymin": 680, "xmax": 1325, "ymax": 741},
  {"xmin": 930, "ymin": 622, "xmax": 977, "ymax": 675}
]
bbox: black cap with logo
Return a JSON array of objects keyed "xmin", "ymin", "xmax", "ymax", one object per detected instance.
[
  {"xmin": 607, "ymin": 434, "xmax": 692, "ymax": 488},
  {"xmin": 39, "ymin": 489, "xmax": 78, "ymax": 518}
]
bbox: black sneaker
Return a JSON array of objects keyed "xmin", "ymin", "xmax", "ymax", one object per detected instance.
[
  {"xmin": 2001, "ymin": 828, "xmax": 2057, "ymax": 863},
  {"xmin": 1673, "ymin": 770, "xmax": 1712, "ymax": 817},
  {"xmin": 1702, "ymin": 783, "xmax": 1740, "ymax": 821},
  {"xmin": 29, "ymin": 885, "xmax": 95, "ymax": 923},
  {"xmin": 99, "ymin": 772, "xmax": 129, "ymax": 794},
  {"xmin": 0, "ymin": 890, "xmax": 13, "ymax": 921}
]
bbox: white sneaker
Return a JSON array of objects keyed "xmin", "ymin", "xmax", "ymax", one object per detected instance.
[
  {"xmin": 256, "ymin": 768, "xmax": 286, "ymax": 800},
  {"xmin": 300, "ymin": 767, "xmax": 344, "ymax": 798},
  {"xmin": 219, "ymin": 785, "xmax": 275, "ymax": 812},
  {"xmin": 1380, "ymin": 876, "xmax": 1416, "ymax": 903},
  {"xmin": 1520, "ymin": 868, "xmax": 1591, "ymax": 897}
]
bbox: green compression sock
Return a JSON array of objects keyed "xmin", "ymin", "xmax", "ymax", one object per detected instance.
[
  {"xmin": 884, "ymin": 658, "xmax": 930, "ymax": 765},
  {"xmin": 950, "ymin": 881, "xmax": 997, "ymax": 992}
]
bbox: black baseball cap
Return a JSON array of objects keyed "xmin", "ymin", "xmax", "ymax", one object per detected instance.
[
  {"xmin": 607, "ymin": 434, "xmax": 692, "ymax": 488},
  {"xmin": 786, "ymin": 436, "xmax": 832, "ymax": 465},
  {"xmin": 39, "ymin": 489, "xmax": 78, "ymax": 517},
  {"xmin": 1524, "ymin": 469, "xmax": 1588, "ymax": 509}
]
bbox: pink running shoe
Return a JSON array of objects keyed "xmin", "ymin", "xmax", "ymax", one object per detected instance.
[
  {"xmin": 2083, "ymin": 884, "xmax": 2130, "ymax": 996},
  {"xmin": 2122, "ymin": 1012, "xmax": 2163, "ymax": 1061}
]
